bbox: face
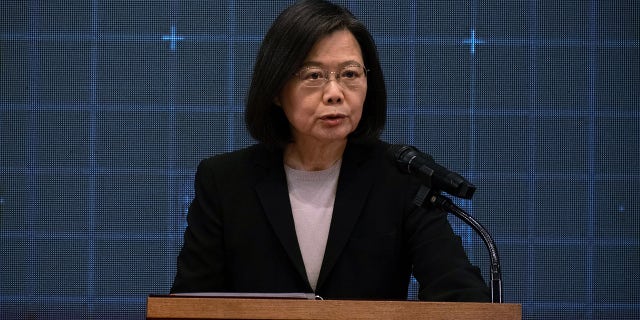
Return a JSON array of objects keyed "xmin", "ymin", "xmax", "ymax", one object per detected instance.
[{"xmin": 276, "ymin": 29, "xmax": 367, "ymax": 146}]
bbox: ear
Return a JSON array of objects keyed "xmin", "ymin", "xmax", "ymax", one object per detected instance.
[{"xmin": 273, "ymin": 95, "xmax": 282, "ymax": 107}]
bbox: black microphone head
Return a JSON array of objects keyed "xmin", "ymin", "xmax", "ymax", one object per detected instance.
[
  {"xmin": 388, "ymin": 144, "xmax": 433, "ymax": 173},
  {"xmin": 388, "ymin": 144, "xmax": 412, "ymax": 167},
  {"xmin": 387, "ymin": 144, "xmax": 476, "ymax": 199},
  {"xmin": 388, "ymin": 144, "xmax": 415, "ymax": 174}
]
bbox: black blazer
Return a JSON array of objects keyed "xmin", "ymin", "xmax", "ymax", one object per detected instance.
[{"xmin": 171, "ymin": 140, "xmax": 490, "ymax": 302}]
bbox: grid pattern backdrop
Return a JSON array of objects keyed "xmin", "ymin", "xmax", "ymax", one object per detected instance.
[{"xmin": 1, "ymin": 0, "xmax": 639, "ymax": 319}]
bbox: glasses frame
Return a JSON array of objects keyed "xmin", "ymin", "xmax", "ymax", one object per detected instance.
[{"xmin": 293, "ymin": 64, "xmax": 369, "ymax": 89}]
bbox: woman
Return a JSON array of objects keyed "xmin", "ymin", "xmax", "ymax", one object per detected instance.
[{"xmin": 171, "ymin": 0, "xmax": 490, "ymax": 302}]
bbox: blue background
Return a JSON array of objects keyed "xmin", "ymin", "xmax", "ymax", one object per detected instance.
[{"xmin": 1, "ymin": 0, "xmax": 638, "ymax": 319}]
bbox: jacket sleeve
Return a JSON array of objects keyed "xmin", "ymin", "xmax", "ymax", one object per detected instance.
[
  {"xmin": 171, "ymin": 159, "xmax": 226, "ymax": 293},
  {"xmin": 405, "ymin": 201, "xmax": 491, "ymax": 302}
]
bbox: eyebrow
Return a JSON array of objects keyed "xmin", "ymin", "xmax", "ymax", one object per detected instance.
[{"xmin": 300, "ymin": 60, "xmax": 364, "ymax": 69}]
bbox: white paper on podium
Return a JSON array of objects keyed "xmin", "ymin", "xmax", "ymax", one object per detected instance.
[{"xmin": 169, "ymin": 292, "xmax": 319, "ymax": 300}]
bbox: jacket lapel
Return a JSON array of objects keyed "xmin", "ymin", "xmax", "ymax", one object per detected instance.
[
  {"xmin": 252, "ymin": 146, "xmax": 311, "ymax": 290},
  {"xmin": 316, "ymin": 142, "xmax": 376, "ymax": 290}
]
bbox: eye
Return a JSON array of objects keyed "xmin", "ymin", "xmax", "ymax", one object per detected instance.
[
  {"xmin": 299, "ymin": 68, "xmax": 325, "ymax": 81},
  {"xmin": 340, "ymin": 66, "xmax": 363, "ymax": 79}
]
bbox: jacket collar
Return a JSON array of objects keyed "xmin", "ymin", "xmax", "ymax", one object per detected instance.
[
  {"xmin": 252, "ymin": 142, "xmax": 377, "ymax": 292},
  {"xmin": 316, "ymin": 142, "xmax": 375, "ymax": 290}
]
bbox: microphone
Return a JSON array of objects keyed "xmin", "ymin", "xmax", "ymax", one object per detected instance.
[
  {"xmin": 389, "ymin": 144, "xmax": 503, "ymax": 303},
  {"xmin": 388, "ymin": 144, "xmax": 476, "ymax": 199}
]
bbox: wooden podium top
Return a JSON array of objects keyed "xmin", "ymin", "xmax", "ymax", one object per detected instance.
[{"xmin": 147, "ymin": 295, "xmax": 521, "ymax": 320}]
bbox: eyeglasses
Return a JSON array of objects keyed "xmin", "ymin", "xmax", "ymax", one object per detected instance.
[{"xmin": 293, "ymin": 64, "xmax": 369, "ymax": 88}]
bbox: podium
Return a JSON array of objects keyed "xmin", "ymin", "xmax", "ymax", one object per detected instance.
[{"xmin": 146, "ymin": 296, "xmax": 521, "ymax": 320}]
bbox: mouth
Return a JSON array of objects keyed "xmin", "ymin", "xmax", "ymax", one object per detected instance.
[{"xmin": 320, "ymin": 113, "xmax": 346, "ymax": 121}]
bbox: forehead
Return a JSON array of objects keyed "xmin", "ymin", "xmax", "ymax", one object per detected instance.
[{"xmin": 302, "ymin": 29, "xmax": 364, "ymax": 67}]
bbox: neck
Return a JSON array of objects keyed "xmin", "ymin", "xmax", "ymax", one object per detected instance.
[{"xmin": 284, "ymin": 140, "xmax": 347, "ymax": 171}]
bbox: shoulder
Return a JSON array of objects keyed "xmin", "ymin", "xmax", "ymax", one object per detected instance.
[
  {"xmin": 351, "ymin": 139, "xmax": 425, "ymax": 190},
  {"xmin": 196, "ymin": 144, "xmax": 281, "ymax": 179},
  {"xmin": 344, "ymin": 139, "xmax": 403, "ymax": 173},
  {"xmin": 199, "ymin": 143, "xmax": 276, "ymax": 167},
  {"xmin": 344, "ymin": 139, "xmax": 389, "ymax": 162}
]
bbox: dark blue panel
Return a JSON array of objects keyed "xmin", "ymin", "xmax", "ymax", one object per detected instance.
[{"xmin": 1, "ymin": 0, "xmax": 638, "ymax": 319}]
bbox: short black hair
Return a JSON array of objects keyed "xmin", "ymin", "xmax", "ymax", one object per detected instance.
[{"xmin": 244, "ymin": 0, "xmax": 387, "ymax": 148}]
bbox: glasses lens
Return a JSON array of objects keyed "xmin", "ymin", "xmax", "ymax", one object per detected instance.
[
  {"xmin": 296, "ymin": 65, "xmax": 367, "ymax": 88},
  {"xmin": 297, "ymin": 67, "xmax": 326, "ymax": 87},
  {"xmin": 339, "ymin": 65, "xmax": 365, "ymax": 83}
]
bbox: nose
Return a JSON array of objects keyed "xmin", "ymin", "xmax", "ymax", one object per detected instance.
[{"xmin": 323, "ymin": 79, "xmax": 344, "ymax": 104}]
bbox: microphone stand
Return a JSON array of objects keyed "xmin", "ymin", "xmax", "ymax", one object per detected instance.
[{"xmin": 413, "ymin": 185, "xmax": 503, "ymax": 303}]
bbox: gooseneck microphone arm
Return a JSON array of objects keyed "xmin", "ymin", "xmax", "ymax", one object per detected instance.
[
  {"xmin": 444, "ymin": 199, "xmax": 502, "ymax": 304},
  {"xmin": 420, "ymin": 188, "xmax": 503, "ymax": 303},
  {"xmin": 413, "ymin": 185, "xmax": 503, "ymax": 303}
]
